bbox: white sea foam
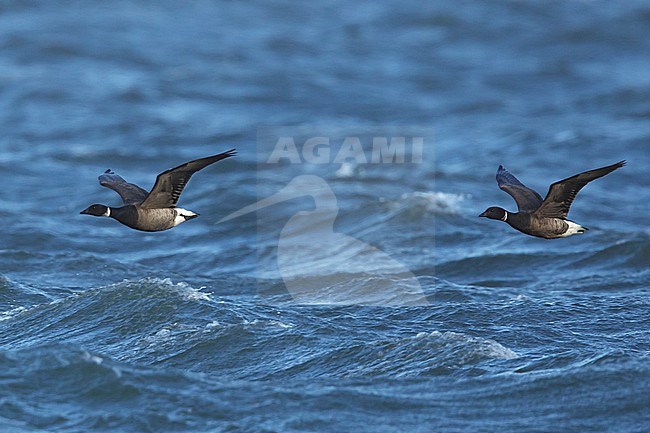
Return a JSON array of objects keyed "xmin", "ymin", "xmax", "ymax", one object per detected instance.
[
  {"xmin": 0, "ymin": 306, "xmax": 28, "ymax": 322},
  {"xmin": 422, "ymin": 331, "xmax": 518, "ymax": 359},
  {"xmin": 81, "ymin": 350, "xmax": 122, "ymax": 378},
  {"xmin": 382, "ymin": 191, "xmax": 467, "ymax": 215},
  {"xmin": 335, "ymin": 161, "xmax": 365, "ymax": 178},
  {"xmin": 205, "ymin": 320, "xmax": 221, "ymax": 329},
  {"xmin": 141, "ymin": 278, "xmax": 212, "ymax": 301},
  {"xmin": 243, "ymin": 318, "xmax": 295, "ymax": 329},
  {"xmin": 82, "ymin": 350, "xmax": 104, "ymax": 365}
]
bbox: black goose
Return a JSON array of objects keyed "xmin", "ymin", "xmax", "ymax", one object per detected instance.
[
  {"xmin": 479, "ymin": 161, "xmax": 625, "ymax": 239},
  {"xmin": 80, "ymin": 150, "xmax": 236, "ymax": 231}
]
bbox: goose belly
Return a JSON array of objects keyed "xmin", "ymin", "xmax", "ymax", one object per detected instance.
[{"xmin": 558, "ymin": 219, "xmax": 588, "ymax": 238}]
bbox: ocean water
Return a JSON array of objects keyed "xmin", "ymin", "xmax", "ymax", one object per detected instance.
[{"xmin": 1, "ymin": 1, "xmax": 650, "ymax": 432}]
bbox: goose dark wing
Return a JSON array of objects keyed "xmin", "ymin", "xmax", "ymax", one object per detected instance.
[
  {"xmin": 98, "ymin": 169, "xmax": 149, "ymax": 205},
  {"xmin": 140, "ymin": 149, "xmax": 236, "ymax": 209},
  {"xmin": 534, "ymin": 160, "xmax": 626, "ymax": 219},
  {"xmin": 496, "ymin": 165, "xmax": 544, "ymax": 212}
]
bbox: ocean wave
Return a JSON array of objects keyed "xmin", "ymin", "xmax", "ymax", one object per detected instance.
[
  {"xmin": 0, "ymin": 344, "xmax": 226, "ymax": 433},
  {"xmin": 434, "ymin": 252, "xmax": 570, "ymax": 282},
  {"xmin": 0, "ymin": 278, "xmax": 216, "ymax": 356},
  {"xmin": 0, "ymin": 276, "xmax": 518, "ymax": 381},
  {"xmin": 381, "ymin": 191, "xmax": 467, "ymax": 216},
  {"xmin": 565, "ymin": 236, "xmax": 650, "ymax": 270},
  {"xmin": 0, "ymin": 274, "xmax": 53, "ymax": 314},
  {"xmin": 276, "ymin": 273, "xmax": 428, "ymax": 306},
  {"xmin": 265, "ymin": 330, "xmax": 517, "ymax": 380}
]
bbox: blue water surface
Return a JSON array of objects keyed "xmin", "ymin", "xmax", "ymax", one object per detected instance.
[{"xmin": 1, "ymin": 1, "xmax": 649, "ymax": 432}]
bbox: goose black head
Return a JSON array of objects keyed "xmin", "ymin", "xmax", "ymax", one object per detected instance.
[
  {"xmin": 479, "ymin": 206, "xmax": 508, "ymax": 221},
  {"xmin": 80, "ymin": 204, "xmax": 111, "ymax": 217}
]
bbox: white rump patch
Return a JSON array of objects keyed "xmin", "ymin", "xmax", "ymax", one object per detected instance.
[
  {"xmin": 173, "ymin": 208, "xmax": 198, "ymax": 226},
  {"xmin": 560, "ymin": 220, "xmax": 587, "ymax": 237}
]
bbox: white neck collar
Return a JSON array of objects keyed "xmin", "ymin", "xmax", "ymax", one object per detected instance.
[{"xmin": 501, "ymin": 211, "xmax": 508, "ymax": 222}]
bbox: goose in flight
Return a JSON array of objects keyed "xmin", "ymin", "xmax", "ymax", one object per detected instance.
[
  {"xmin": 80, "ymin": 150, "xmax": 236, "ymax": 231},
  {"xmin": 479, "ymin": 161, "xmax": 625, "ymax": 239}
]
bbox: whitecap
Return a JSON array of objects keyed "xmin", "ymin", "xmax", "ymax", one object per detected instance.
[
  {"xmin": 335, "ymin": 161, "xmax": 365, "ymax": 178},
  {"xmin": 425, "ymin": 331, "xmax": 518, "ymax": 359},
  {"xmin": 0, "ymin": 306, "xmax": 28, "ymax": 322},
  {"xmin": 382, "ymin": 191, "xmax": 468, "ymax": 215},
  {"xmin": 132, "ymin": 277, "xmax": 212, "ymax": 301}
]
